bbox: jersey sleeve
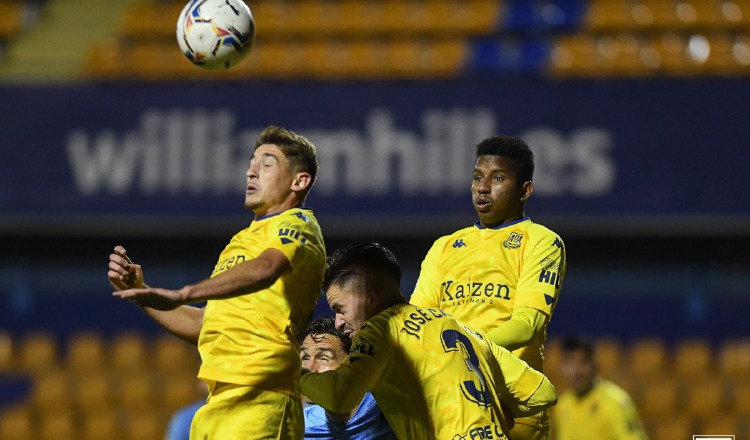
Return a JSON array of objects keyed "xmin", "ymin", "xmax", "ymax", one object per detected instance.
[
  {"xmin": 264, "ymin": 210, "xmax": 317, "ymax": 268},
  {"xmin": 487, "ymin": 340, "xmax": 557, "ymax": 417},
  {"xmin": 514, "ymin": 232, "xmax": 566, "ymax": 317},
  {"xmin": 410, "ymin": 236, "xmax": 448, "ymax": 307},
  {"xmin": 300, "ymin": 322, "xmax": 391, "ymax": 414}
]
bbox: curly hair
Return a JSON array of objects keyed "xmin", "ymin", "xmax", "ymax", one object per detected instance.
[
  {"xmin": 303, "ymin": 317, "xmax": 351, "ymax": 354},
  {"xmin": 476, "ymin": 135, "xmax": 534, "ymax": 184}
]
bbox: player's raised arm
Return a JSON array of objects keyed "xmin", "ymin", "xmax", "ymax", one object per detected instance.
[
  {"xmin": 108, "ymin": 245, "xmax": 205, "ymax": 345},
  {"xmin": 115, "ymin": 248, "xmax": 290, "ymax": 306}
]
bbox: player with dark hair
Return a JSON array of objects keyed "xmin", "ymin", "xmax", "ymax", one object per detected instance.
[
  {"xmin": 302, "ymin": 241, "xmax": 558, "ymax": 439},
  {"xmin": 108, "ymin": 125, "xmax": 326, "ymax": 440},
  {"xmin": 554, "ymin": 335, "xmax": 647, "ymax": 440},
  {"xmin": 410, "ymin": 135, "xmax": 567, "ymax": 440},
  {"xmin": 301, "ymin": 317, "xmax": 396, "ymax": 439}
]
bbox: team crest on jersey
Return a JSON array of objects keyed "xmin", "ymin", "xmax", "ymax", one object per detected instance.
[{"xmin": 502, "ymin": 232, "xmax": 523, "ymax": 249}]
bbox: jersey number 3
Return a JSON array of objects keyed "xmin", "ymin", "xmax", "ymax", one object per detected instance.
[{"xmin": 441, "ymin": 329, "xmax": 492, "ymax": 406}]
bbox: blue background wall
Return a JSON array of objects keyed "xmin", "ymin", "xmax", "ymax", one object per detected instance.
[{"xmin": 2, "ymin": 78, "xmax": 749, "ymax": 345}]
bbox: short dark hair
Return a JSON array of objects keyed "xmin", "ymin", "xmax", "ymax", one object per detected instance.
[
  {"xmin": 322, "ymin": 242, "xmax": 402, "ymax": 293},
  {"xmin": 303, "ymin": 317, "xmax": 351, "ymax": 354},
  {"xmin": 560, "ymin": 334, "xmax": 595, "ymax": 360},
  {"xmin": 255, "ymin": 125, "xmax": 319, "ymax": 186},
  {"xmin": 476, "ymin": 135, "xmax": 534, "ymax": 184}
]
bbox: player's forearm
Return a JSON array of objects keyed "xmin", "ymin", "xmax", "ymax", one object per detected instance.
[
  {"xmin": 512, "ymin": 375, "xmax": 557, "ymax": 417},
  {"xmin": 300, "ymin": 369, "xmax": 370, "ymax": 414},
  {"xmin": 181, "ymin": 254, "xmax": 288, "ymax": 303},
  {"xmin": 140, "ymin": 305, "xmax": 204, "ymax": 345},
  {"xmin": 486, "ymin": 307, "xmax": 546, "ymax": 351}
]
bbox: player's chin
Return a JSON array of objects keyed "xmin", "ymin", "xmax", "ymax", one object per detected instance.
[{"xmin": 244, "ymin": 198, "xmax": 260, "ymax": 211}]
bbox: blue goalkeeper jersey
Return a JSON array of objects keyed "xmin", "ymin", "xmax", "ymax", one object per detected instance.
[{"xmin": 303, "ymin": 392, "xmax": 397, "ymax": 439}]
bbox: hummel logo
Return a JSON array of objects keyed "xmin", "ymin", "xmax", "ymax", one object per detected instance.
[{"xmin": 453, "ymin": 239, "xmax": 466, "ymax": 248}]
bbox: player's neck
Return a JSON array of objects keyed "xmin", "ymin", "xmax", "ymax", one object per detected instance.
[
  {"xmin": 480, "ymin": 214, "xmax": 525, "ymax": 229},
  {"xmin": 253, "ymin": 199, "xmax": 304, "ymax": 219}
]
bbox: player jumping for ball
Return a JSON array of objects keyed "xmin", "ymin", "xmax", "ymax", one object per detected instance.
[{"xmin": 109, "ymin": 126, "xmax": 325, "ymax": 440}]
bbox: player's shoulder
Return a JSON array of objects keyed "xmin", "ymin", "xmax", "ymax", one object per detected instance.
[
  {"xmin": 592, "ymin": 377, "xmax": 634, "ymax": 411},
  {"xmin": 274, "ymin": 207, "xmax": 318, "ymax": 226},
  {"xmin": 523, "ymin": 219, "xmax": 562, "ymax": 238},
  {"xmin": 519, "ymin": 220, "xmax": 564, "ymax": 250},
  {"xmin": 430, "ymin": 226, "xmax": 477, "ymax": 249},
  {"xmin": 556, "ymin": 390, "xmax": 577, "ymax": 408},
  {"xmin": 595, "ymin": 379, "xmax": 636, "ymax": 408},
  {"xmin": 360, "ymin": 303, "xmax": 412, "ymax": 336}
]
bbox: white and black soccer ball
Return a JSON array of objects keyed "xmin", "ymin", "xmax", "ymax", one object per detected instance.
[{"xmin": 176, "ymin": 0, "xmax": 255, "ymax": 70}]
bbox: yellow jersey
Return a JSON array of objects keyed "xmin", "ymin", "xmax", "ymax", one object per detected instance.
[
  {"xmin": 300, "ymin": 303, "xmax": 556, "ymax": 440},
  {"xmin": 553, "ymin": 379, "xmax": 647, "ymax": 440},
  {"xmin": 198, "ymin": 207, "xmax": 325, "ymax": 395},
  {"xmin": 411, "ymin": 217, "xmax": 566, "ymax": 374}
]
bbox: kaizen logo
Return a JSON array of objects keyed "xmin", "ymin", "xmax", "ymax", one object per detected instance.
[
  {"xmin": 503, "ymin": 232, "xmax": 523, "ymax": 249},
  {"xmin": 453, "ymin": 239, "xmax": 466, "ymax": 248}
]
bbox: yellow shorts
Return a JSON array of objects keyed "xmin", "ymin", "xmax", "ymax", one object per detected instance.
[
  {"xmin": 510, "ymin": 410, "xmax": 551, "ymax": 440},
  {"xmin": 190, "ymin": 382, "xmax": 303, "ymax": 440}
]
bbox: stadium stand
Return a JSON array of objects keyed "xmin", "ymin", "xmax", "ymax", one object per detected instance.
[
  {"xmin": 3, "ymin": 0, "xmax": 748, "ymax": 79},
  {"xmin": 1, "ymin": 332, "xmax": 750, "ymax": 437},
  {"xmin": 71, "ymin": 0, "xmax": 750, "ymax": 79}
]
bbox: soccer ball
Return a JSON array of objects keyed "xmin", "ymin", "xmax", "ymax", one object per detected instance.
[{"xmin": 176, "ymin": 0, "xmax": 256, "ymax": 70}]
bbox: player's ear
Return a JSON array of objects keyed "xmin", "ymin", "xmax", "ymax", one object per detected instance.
[
  {"xmin": 520, "ymin": 181, "xmax": 534, "ymax": 202},
  {"xmin": 291, "ymin": 172, "xmax": 312, "ymax": 192}
]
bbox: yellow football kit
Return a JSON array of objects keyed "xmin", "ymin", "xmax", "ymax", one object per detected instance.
[
  {"xmin": 553, "ymin": 379, "xmax": 647, "ymax": 440},
  {"xmin": 300, "ymin": 303, "xmax": 557, "ymax": 440},
  {"xmin": 411, "ymin": 217, "xmax": 566, "ymax": 439},
  {"xmin": 193, "ymin": 207, "xmax": 325, "ymax": 439}
]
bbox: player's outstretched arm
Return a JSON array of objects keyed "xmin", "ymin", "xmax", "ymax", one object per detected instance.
[
  {"xmin": 108, "ymin": 246, "xmax": 204, "ymax": 345},
  {"xmin": 301, "ymin": 327, "xmax": 389, "ymax": 414},
  {"xmin": 486, "ymin": 307, "xmax": 547, "ymax": 351},
  {"xmin": 300, "ymin": 356, "xmax": 383, "ymax": 414}
]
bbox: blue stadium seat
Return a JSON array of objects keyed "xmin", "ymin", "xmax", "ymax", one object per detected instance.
[{"xmin": 502, "ymin": 0, "xmax": 587, "ymax": 32}]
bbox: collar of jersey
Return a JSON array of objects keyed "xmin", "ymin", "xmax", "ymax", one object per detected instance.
[
  {"xmin": 474, "ymin": 216, "xmax": 530, "ymax": 230},
  {"xmin": 254, "ymin": 205, "xmax": 313, "ymax": 222}
]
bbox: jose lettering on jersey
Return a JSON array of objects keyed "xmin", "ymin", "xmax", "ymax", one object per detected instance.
[{"xmin": 400, "ymin": 307, "xmax": 450, "ymax": 339}]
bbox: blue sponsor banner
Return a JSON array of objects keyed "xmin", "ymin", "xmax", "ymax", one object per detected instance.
[{"xmin": 1, "ymin": 78, "xmax": 749, "ymax": 235}]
